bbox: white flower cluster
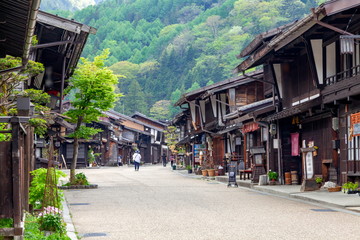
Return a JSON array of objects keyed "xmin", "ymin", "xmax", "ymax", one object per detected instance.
[{"xmin": 38, "ymin": 206, "xmax": 62, "ymax": 217}]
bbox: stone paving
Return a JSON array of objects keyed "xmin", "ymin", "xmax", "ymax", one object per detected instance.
[{"xmin": 63, "ymin": 165, "xmax": 360, "ymax": 240}]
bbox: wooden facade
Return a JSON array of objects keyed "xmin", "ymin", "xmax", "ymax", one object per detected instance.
[
  {"xmin": 236, "ymin": 0, "xmax": 360, "ymax": 184},
  {"xmin": 173, "ymin": 71, "xmax": 275, "ymax": 178}
]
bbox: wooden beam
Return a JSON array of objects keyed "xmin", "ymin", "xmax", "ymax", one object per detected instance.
[
  {"xmin": 37, "ymin": 11, "xmax": 97, "ymax": 34},
  {"xmin": 31, "ymin": 40, "xmax": 73, "ymax": 49}
]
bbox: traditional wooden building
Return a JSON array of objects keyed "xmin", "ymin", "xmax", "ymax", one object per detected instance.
[
  {"xmin": 174, "ymin": 71, "xmax": 275, "ymax": 177},
  {"xmin": 30, "ymin": 12, "xmax": 96, "ymax": 168},
  {"xmin": 132, "ymin": 112, "xmax": 168, "ymax": 164},
  {"xmin": 32, "ymin": 11, "xmax": 97, "ymax": 112},
  {"xmin": 235, "ymin": 0, "xmax": 360, "ymax": 184},
  {"xmin": 0, "ymin": 1, "xmax": 41, "ymax": 238}
]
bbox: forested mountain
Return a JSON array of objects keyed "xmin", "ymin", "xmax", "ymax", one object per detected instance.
[
  {"xmin": 57, "ymin": 0, "xmax": 326, "ymax": 119},
  {"xmin": 40, "ymin": 0, "xmax": 104, "ymax": 11}
]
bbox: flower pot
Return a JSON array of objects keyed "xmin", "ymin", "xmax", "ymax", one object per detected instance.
[
  {"xmin": 328, "ymin": 186, "xmax": 341, "ymax": 192},
  {"xmin": 215, "ymin": 170, "xmax": 219, "ymax": 176},
  {"xmin": 207, "ymin": 169, "xmax": 215, "ymax": 177},
  {"xmin": 347, "ymin": 190, "xmax": 358, "ymax": 194},
  {"xmin": 218, "ymin": 168, "xmax": 224, "ymax": 176},
  {"xmin": 269, "ymin": 180, "xmax": 277, "ymax": 185},
  {"xmin": 172, "ymin": 165, "xmax": 176, "ymax": 170},
  {"xmin": 201, "ymin": 170, "xmax": 208, "ymax": 176},
  {"xmin": 187, "ymin": 169, "xmax": 192, "ymax": 174}
]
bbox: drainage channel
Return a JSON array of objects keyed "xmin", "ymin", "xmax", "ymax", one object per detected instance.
[
  {"xmin": 69, "ymin": 203, "xmax": 90, "ymax": 206},
  {"xmin": 81, "ymin": 233, "xmax": 107, "ymax": 238},
  {"xmin": 310, "ymin": 208, "xmax": 337, "ymax": 212}
]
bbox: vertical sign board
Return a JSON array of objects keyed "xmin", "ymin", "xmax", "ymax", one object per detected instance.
[
  {"xmin": 305, "ymin": 152, "xmax": 314, "ymax": 179},
  {"xmin": 228, "ymin": 161, "xmax": 238, "ymax": 187},
  {"xmin": 301, "ymin": 147, "xmax": 315, "ymax": 180},
  {"xmin": 300, "ymin": 147, "xmax": 317, "ymax": 192}
]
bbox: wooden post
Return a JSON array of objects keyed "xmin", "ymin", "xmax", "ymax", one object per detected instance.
[{"xmin": 11, "ymin": 119, "xmax": 23, "ymax": 237}]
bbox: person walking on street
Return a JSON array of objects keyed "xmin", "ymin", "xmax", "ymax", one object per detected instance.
[
  {"xmin": 170, "ymin": 155, "xmax": 174, "ymax": 167},
  {"xmin": 133, "ymin": 150, "xmax": 141, "ymax": 171},
  {"xmin": 117, "ymin": 154, "xmax": 122, "ymax": 166},
  {"xmin": 162, "ymin": 153, "xmax": 167, "ymax": 167}
]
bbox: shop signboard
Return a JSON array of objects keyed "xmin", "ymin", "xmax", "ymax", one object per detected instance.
[
  {"xmin": 351, "ymin": 112, "xmax": 360, "ymax": 137},
  {"xmin": 194, "ymin": 144, "xmax": 206, "ymax": 163}
]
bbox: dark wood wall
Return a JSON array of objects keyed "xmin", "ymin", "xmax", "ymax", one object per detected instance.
[
  {"xmin": 205, "ymin": 100, "xmax": 215, "ymax": 124},
  {"xmin": 212, "ymin": 137, "xmax": 225, "ymax": 165},
  {"xmin": 281, "ymin": 53, "xmax": 316, "ymax": 109},
  {"xmin": 302, "ymin": 117, "xmax": 333, "ymax": 175}
]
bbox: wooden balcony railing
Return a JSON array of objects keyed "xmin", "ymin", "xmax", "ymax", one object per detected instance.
[{"xmin": 325, "ymin": 65, "xmax": 360, "ymax": 85}]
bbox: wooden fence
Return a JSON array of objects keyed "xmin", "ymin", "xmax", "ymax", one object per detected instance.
[{"xmin": 0, "ymin": 117, "xmax": 34, "ymax": 239}]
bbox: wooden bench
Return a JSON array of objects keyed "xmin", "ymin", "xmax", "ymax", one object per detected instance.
[{"xmin": 239, "ymin": 169, "xmax": 252, "ymax": 180}]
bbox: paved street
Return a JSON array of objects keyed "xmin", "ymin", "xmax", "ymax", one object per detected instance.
[{"xmin": 64, "ymin": 166, "xmax": 359, "ymax": 240}]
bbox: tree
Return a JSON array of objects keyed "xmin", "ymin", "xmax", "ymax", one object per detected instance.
[
  {"xmin": 206, "ymin": 80, "xmax": 214, "ymax": 86},
  {"xmin": 150, "ymin": 100, "xmax": 171, "ymax": 120},
  {"xmin": 65, "ymin": 49, "xmax": 120, "ymax": 183},
  {"xmin": 186, "ymin": 82, "xmax": 201, "ymax": 92},
  {"xmin": 206, "ymin": 15, "xmax": 222, "ymax": 39},
  {"xmin": 164, "ymin": 125, "xmax": 179, "ymax": 153},
  {"xmin": 122, "ymin": 79, "xmax": 147, "ymax": 115},
  {"xmin": 0, "ymin": 56, "xmax": 44, "ymax": 114}
]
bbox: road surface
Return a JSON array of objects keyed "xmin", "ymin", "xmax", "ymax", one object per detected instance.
[{"xmin": 64, "ymin": 165, "xmax": 359, "ymax": 240}]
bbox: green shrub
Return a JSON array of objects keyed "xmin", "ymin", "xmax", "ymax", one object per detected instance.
[
  {"xmin": 39, "ymin": 214, "xmax": 64, "ymax": 233},
  {"xmin": 24, "ymin": 213, "xmax": 70, "ymax": 240},
  {"xmin": 0, "ymin": 218, "xmax": 13, "ymax": 227},
  {"xmin": 74, "ymin": 172, "xmax": 89, "ymax": 185},
  {"xmin": 315, "ymin": 177, "xmax": 322, "ymax": 184},
  {"xmin": 29, "ymin": 168, "xmax": 67, "ymax": 209},
  {"xmin": 268, "ymin": 170, "xmax": 278, "ymax": 181}
]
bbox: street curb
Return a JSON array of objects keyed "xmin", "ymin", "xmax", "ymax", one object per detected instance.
[
  {"xmin": 172, "ymin": 169, "xmax": 360, "ymax": 213},
  {"xmin": 59, "ymin": 184, "xmax": 98, "ymax": 190},
  {"xmin": 62, "ymin": 199, "xmax": 78, "ymax": 240}
]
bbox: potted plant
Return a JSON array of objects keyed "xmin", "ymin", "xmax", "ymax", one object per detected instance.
[
  {"xmin": 342, "ymin": 182, "xmax": 349, "ymax": 193},
  {"xmin": 343, "ymin": 182, "xmax": 359, "ymax": 194},
  {"xmin": 88, "ymin": 149, "xmax": 95, "ymax": 167},
  {"xmin": 315, "ymin": 177, "xmax": 323, "ymax": 189},
  {"xmin": 201, "ymin": 169, "xmax": 208, "ymax": 177},
  {"xmin": 268, "ymin": 170, "xmax": 278, "ymax": 185},
  {"xmin": 186, "ymin": 165, "xmax": 192, "ymax": 174},
  {"xmin": 207, "ymin": 168, "xmax": 215, "ymax": 177}
]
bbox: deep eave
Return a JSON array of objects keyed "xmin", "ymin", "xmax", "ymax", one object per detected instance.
[
  {"xmin": 0, "ymin": 0, "xmax": 41, "ymax": 62},
  {"xmin": 235, "ymin": 0, "xmax": 360, "ymax": 73},
  {"xmin": 175, "ymin": 70, "xmax": 263, "ymax": 106},
  {"xmin": 237, "ymin": 21, "xmax": 297, "ymax": 59}
]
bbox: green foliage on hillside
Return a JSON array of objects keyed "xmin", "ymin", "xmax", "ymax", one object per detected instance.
[{"xmin": 56, "ymin": 0, "xmax": 323, "ymax": 118}]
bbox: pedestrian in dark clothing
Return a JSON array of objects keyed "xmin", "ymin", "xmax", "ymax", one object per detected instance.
[
  {"xmin": 170, "ymin": 155, "xmax": 174, "ymax": 167},
  {"xmin": 162, "ymin": 153, "xmax": 167, "ymax": 167}
]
